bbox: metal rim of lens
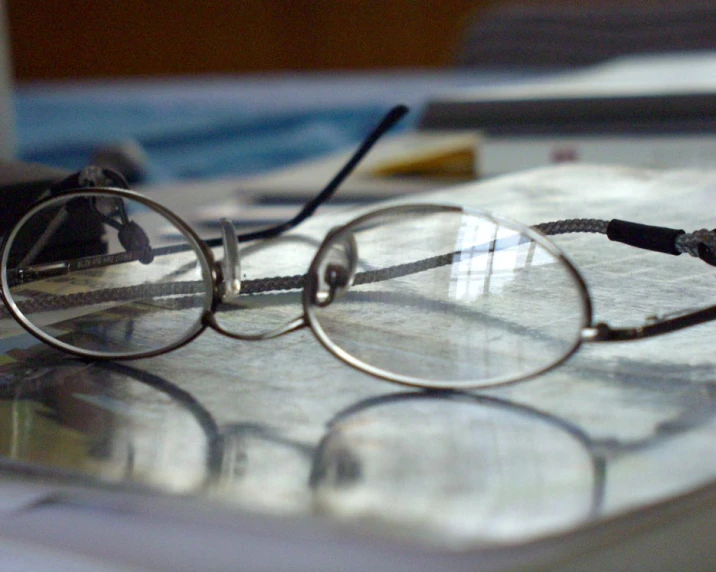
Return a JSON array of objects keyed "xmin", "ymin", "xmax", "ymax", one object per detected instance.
[
  {"xmin": 0, "ymin": 187, "xmax": 216, "ymax": 360},
  {"xmin": 303, "ymin": 203, "xmax": 594, "ymax": 390}
]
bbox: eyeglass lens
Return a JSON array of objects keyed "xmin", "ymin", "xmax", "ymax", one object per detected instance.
[
  {"xmin": 1, "ymin": 192, "xmax": 212, "ymax": 357},
  {"xmin": 307, "ymin": 206, "xmax": 589, "ymax": 388}
]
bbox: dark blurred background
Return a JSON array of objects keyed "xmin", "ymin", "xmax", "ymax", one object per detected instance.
[
  {"xmin": 9, "ymin": 0, "xmax": 716, "ymax": 80},
  {"xmin": 7, "ymin": 0, "xmax": 486, "ymax": 80}
]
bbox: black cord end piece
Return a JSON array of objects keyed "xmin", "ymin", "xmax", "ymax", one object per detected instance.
[{"xmin": 606, "ymin": 219, "xmax": 685, "ymax": 256}]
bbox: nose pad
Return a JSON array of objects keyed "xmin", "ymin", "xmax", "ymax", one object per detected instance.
[
  {"xmin": 313, "ymin": 231, "xmax": 358, "ymax": 307},
  {"xmin": 220, "ymin": 218, "xmax": 242, "ymax": 300}
]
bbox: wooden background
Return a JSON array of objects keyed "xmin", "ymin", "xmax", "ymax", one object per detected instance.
[{"xmin": 6, "ymin": 1, "xmax": 493, "ymax": 80}]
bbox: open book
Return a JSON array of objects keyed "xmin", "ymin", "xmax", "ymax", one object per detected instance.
[{"xmin": 0, "ymin": 163, "xmax": 714, "ymax": 570}]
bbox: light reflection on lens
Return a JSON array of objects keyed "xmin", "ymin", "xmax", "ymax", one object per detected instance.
[{"xmin": 306, "ymin": 205, "xmax": 590, "ymax": 388}]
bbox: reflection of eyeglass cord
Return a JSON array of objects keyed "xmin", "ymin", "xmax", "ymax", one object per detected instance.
[{"xmin": 3, "ymin": 216, "xmax": 714, "ymax": 320}]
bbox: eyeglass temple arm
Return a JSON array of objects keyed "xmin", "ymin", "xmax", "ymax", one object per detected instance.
[
  {"xmin": 585, "ymin": 218, "xmax": 716, "ymax": 340},
  {"xmin": 204, "ymin": 104, "xmax": 410, "ymax": 247},
  {"xmin": 538, "ymin": 219, "xmax": 716, "ymax": 342},
  {"xmin": 595, "ymin": 220, "xmax": 716, "ymax": 338},
  {"xmin": 583, "ymin": 304, "xmax": 716, "ymax": 342}
]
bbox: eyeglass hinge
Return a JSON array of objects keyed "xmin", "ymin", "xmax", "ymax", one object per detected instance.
[{"xmin": 581, "ymin": 323, "xmax": 615, "ymax": 342}]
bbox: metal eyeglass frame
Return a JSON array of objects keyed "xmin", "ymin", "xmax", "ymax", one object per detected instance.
[{"xmin": 1, "ymin": 106, "xmax": 716, "ymax": 389}]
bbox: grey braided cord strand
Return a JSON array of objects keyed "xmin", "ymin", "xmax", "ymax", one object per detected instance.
[
  {"xmin": 0, "ymin": 281, "xmax": 207, "ymax": 318},
  {"xmin": 353, "ymin": 220, "xmax": 610, "ymax": 286},
  {"xmin": 0, "ymin": 273, "xmax": 309, "ymax": 318},
  {"xmin": 532, "ymin": 218, "xmax": 609, "ymax": 236}
]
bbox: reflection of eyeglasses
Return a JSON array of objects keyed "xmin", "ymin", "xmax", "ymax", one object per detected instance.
[
  {"xmin": 310, "ymin": 391, "xmax": 604, "ymax": 538},
  {"xmin": 1, "ymin": 106, "xmax": 715, "ymax": 389}
]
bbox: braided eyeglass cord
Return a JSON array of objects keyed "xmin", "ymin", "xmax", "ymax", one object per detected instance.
[{"xmin": 2, "ymin": 217, "xmax": 714, "ymax": 320}]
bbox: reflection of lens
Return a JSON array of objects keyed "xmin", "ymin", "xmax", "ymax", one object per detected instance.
[
  {"xmin": 2, "ymin": 191, "xmax": 213, "ymax": 358},
  {"xmin": 0, "ymin": 361, "xmax": 220, "ymax": 493},
  {"xmin": 310, "ymin": 393, "xmax": 600, "ymax": 544},
  {"xmin": 306, "ymin": 205, "xmax": 590, "ymax": 389}
]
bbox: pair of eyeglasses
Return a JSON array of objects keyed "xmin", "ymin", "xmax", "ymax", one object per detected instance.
[{"xmin": 1, "ymin": 106, "xmax": 715, "ymax": 389}]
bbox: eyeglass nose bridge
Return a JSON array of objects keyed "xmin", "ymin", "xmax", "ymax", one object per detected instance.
[
  {"xmin": 204, "ymin": 218, "xmax": 307, "ymax": 341},
  {"xmin": 202, "ymin": 310, "xmax": 307, "ymax": 341}
]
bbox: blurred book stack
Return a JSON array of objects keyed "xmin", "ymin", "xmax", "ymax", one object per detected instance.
[{"xmin": 418, "ymin": 52, "xmax": 716, "ymax": 176}]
